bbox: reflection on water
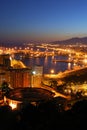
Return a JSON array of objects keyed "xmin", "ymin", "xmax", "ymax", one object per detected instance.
[
  {"xmin": 68, "ymin": 63, "xmax": 71, "ymax": 70},
  {"xmin": 21, "ymin": 55, "xmax": 74, "ymax": 74},
  {"xmin": 35, "ymin": 57, "xmax": 40, "ymax": 65}
]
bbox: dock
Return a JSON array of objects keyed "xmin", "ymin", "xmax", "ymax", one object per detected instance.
[{"xmin": 52, "ymin": 59, "xmax": 74, "ymax": 63}]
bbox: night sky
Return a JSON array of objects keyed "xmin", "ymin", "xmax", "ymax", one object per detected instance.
[{"xmin": 0, "ymin": 0, "xmax": 87, "ymax": 42}]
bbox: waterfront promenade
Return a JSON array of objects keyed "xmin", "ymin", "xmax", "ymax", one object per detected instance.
[{"xmin": 44, "ymin": 66, "xmax": 87, "ymax": 79}]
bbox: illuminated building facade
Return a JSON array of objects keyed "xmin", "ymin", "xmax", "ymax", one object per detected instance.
[
  {"xmin": 31, "ymin": 65, "xmax": 43, "ymax": 87},
  {"xmin": 33, "ymin": 65, "xmax": 43, "ymax": 75},
  {"xmin": 7, "ymin": 68, "xmax": 31, "ymax": 88},
  {"xmin": 0, "ymin": 54, "xmax": 10, "ymax": 67},
  {"xmin": 0, "ymin": 54, "xmax": 32, "ymax": 88},
  {"xmin": 0, "ymin": 54, "xmax": 11, "ymax": 86}
]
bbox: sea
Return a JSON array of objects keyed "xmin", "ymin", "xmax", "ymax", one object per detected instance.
[
  {"xmin": 15, "ymin": 47, "xmax": 74, "ymax": 74},
  {"xmin": 21, "ymin": 55, "xmax": 74, "ymax": 74}
]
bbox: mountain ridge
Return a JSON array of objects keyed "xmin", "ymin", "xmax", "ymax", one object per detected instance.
[
  {"xmin": 50, "ymin": 37, "xmax": 87, "ymax": 45},
  {"xmin": 0, "ymin": 36, "xmax": 87, "ymax": 47}
]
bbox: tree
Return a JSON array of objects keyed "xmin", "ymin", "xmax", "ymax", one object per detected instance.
[
  {"xmin": 1, "ymin": 81, "xmax": 10, "ymax": 96},
  {"xmin": 50, "ymin": 80, "xmax": 58, "ymax": 89}
]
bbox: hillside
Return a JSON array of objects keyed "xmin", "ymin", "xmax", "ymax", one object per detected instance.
[{"xmin": 51, "ymin": 37, "xmax": 87, "ymax": 45}]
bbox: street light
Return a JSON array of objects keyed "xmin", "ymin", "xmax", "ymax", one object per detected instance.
[
  {"xmin": 32, "ymin": 71, "xmax": 36, "ymax": 75},
  {"xmin": 31, "ymin": 71, "xmax": 36, "ymax": 87},
  {"xmin": 51, "ymin": 69, "xmax": 54, "ymax": 74},
  {"xmin": 50, "ymin": 69, "xmax": 55, "ymax": 78}
]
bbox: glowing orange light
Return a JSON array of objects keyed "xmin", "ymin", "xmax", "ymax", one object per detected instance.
[
  {"xmin": 51, "ymin": 69, "xmax": 54, "ymax": 74},
  {"xmin": 9, "ymin": 101, "xmax": 17, "ymax": 110}
]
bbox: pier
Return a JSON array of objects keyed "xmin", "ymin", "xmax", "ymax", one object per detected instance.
[{"xmin": 52, "ymin": 59, "xmax": 74, "ymax": 63}]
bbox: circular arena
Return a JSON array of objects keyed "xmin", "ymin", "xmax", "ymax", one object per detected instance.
[{"xmin": 6, "ymin": 87, "xmax": 54, "ymax": 109}]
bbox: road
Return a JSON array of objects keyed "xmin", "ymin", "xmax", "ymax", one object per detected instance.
[{"xmin": 40, "ymin": 85, "xmax": 71, "ymax": 100}]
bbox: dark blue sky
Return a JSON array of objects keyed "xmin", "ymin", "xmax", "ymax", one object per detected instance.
[{"xmin": 0, "ymin": 0, "xmax": 87, "ymax": 42}]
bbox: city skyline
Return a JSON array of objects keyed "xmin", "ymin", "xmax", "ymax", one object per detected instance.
[{"xmin": 0, "ymin": 0, "xmax": 87, "ymax": 42}]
